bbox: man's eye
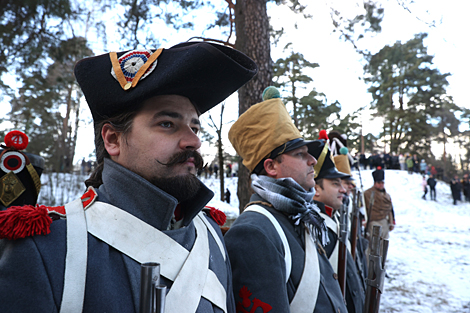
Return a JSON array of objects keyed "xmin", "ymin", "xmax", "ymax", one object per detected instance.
[
  {"xmin": 160, "ymin": 121, "xmax": 173, "ymax": 128},
  {"xmin": 192, "ymin": 127, "xmax": 199, "ymax": 134}
]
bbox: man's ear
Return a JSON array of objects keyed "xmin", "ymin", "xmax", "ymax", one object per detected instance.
[
  {"xmin": 102, "ymin": 124, "xmax": 121, "ymax": 157},
  {"xmin": 313, "ymin": 184, "xmax": 321, "ymax": 198},
  {"xmin": 263, "ymin": 158, "xmax": 277, "ymax": 177}
]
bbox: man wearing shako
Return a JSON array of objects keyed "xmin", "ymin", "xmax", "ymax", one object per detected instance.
[
  {"xmin": 310, "ymin": 135, "xmax": 365, "ymax": 313},
  {"xmin": 225, "ymin": 87, "xmax": 347, "ymax": 313},
  {"xmin": 0, "ymin": 41, "xmax": 257, "ymax": 312}
]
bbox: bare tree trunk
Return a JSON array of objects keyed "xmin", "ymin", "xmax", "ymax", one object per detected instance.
[
  {"xmin": 69, "ymin": 94, "xmax": 81, "ymax": 173},
  {"xmin": 218, "ymin": 136, "xmax": 225, "ymax": 202},
  {"xmin": 234, "ymin": 0, "xmax": 272, "ymax": 213}
]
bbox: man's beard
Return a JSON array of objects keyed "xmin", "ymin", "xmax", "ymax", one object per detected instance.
[{"xmin": 149, "ymin": 150, "xmax": 204, "ymax": 202}]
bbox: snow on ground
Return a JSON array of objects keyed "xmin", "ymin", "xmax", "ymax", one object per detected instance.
[
  {"xmin": 354, "ymin": 170, "xmax": 470, "ymax": 313},
  {"xmin": 39, "ymin": 169, "xmax": 470, "ymax": 312}
]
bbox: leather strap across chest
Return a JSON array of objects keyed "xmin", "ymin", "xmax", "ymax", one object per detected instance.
[
  {"xmin": 244, "ymin": 205, "xmax": 320, "ymax": 313},
  {"xmin": 60, "ymin": 199, "xmax": 227, "ymax": 313},
  {"xmin": 319, "ymin": 212, "xmax": 351, "ymax": 274}
]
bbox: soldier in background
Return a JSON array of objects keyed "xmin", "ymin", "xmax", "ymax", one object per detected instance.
[
  {"xmin": 364, "ymin": 168, "xmax": 395, "ymax": 254},
  {"xmin": 311, "ymin": 136, "xmax": 365, "ymax": 313},
  {"xmin": 0, "ymin": 130, "xmax": 44, "ymax": 211},
  {"xmin": 226, "ymin": 87, "xmax": 347, "ymax": 313}
]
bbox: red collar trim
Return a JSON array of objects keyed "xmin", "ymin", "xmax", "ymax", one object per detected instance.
[{"xmin": 325, "ymin": 205, "xmax": 333, "ymax": 217}]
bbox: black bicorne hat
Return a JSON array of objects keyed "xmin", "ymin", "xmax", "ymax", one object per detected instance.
[
  {"xmin": 310, "ymin": 140, "xmax": 350, "ymax": 180},
  {"xmin": 74, "ymin": 41, "xmax": 258, "ymax": 122}
]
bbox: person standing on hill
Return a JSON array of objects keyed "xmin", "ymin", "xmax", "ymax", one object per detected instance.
[
  {"xmin": 461, "ymin": 173, "xmax": 470, "ymax": 202},
  {"xmin": 364, "ymin": 168, "xmax": 395, "ymax": 252},
  {"xmin": 406, "ymin": 156, "xmax": 414, "ymax": 174},
  {"xmin": 450, "ymin": 175, "xmax": 462, "ymax": 205},
  {"xmin": 421, "ymin": 176, "xmax": 428, "ymax": 200},
  {"xmin": 399, "ymin": 154, "xmax": 406, "ymax": 171},
  {"xmin": 420, "ymin": 160, "xmax": 427, "ymax": 175},
  {"xmin": 427, "ymin": 174, "xmax": 437, "ymax": 201}
]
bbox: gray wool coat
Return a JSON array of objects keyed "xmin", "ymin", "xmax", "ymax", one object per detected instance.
[
  {"xmin": 225, "ymin": 193, "xmax": 348, "ymax": 313},
  {"xmin": 0, "ymin": 158, "xmax": 235, "ymax": 313}
]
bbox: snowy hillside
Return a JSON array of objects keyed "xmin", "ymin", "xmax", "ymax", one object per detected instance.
[
  {"xmin": 355, "ymin": 170, "xmax": 470, "ymax": 313},
  {"xmin": 38, "ymin": 169, "xmax": 470, "ymax": 312}
]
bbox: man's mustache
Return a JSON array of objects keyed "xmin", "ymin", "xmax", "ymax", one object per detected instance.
[{"xmin": 156, "ymin": 150, "xmax": 204, "ymax": 170}]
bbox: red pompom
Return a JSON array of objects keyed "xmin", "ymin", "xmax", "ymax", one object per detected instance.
[
  {"xmin": 204, "ymin": 206, "xmax": 227, "ymax": 226},
  {"xmin": 377, "ymin": 166, "xmax": 382, "ymax": 170},
  {"xmin": 318, "ymin": 129, "xmax": 328, "ymax": 140},
  {"xmin": 0, "ymin": 205, "xmax": 52, "ymax": 240},
  {"xmin": 4, "ymin": 130, "xmax": 29, "ymax": 150}
]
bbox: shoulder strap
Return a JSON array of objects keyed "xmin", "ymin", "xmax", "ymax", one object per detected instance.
[
  {"xmin": 60, "ymin": 198, "xmax": 88, "ymax": 313},
  {"xmin": 198, "ymin": 212, "xmax": 226, "ymax": 261},
  {"xmin": 244, "ymin": 205, "xmax": 292, "ymax": 283}
]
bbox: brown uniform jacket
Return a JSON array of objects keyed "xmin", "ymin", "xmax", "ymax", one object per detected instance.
[{"xmin": 364, "ymin": 186, "xmax": 394, "ymax": 223}]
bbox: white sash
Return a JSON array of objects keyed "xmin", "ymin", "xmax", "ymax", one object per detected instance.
[
  {"xmin": 244, "ymin": 205, "xmax": 291, "ymax": 281},
  {"xmin": 60, "ymin": 198, "xmax": 88, "ymax": 313},
  {"xmin": 244, "ymin": 205, "xmax": 320, "ymax": 313},
  {"xmin": 289, "ymin": 227, "xmax": 320, "ymax": 313},
  {"xmin": 61, "ymin": 199, "xmax": 227, "ymax": 313}
]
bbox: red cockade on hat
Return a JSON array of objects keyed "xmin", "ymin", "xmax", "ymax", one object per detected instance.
[{"xmin": 110, "ymin": 49, "xmax": 162, "ymax": 90}]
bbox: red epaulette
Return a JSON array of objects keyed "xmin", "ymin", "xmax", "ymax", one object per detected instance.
[
  {"xmin": 0, "ymin": 187, "xmax": 98, "ymax": 240},
  {"xmin": 203, "ymin": 206, "xmax": 227, "ymax": 226},
  {"xmin": 0, "ymin": 204, "xmax": 65, "ymax": 240}
]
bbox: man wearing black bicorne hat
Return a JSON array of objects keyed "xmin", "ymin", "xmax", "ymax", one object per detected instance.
[
  {"xmin": 311, "ymin": 137, "xmax": 366, "ymax": 313},
  {"xmin": 0, "ymin": 42, "xmax": 257, "ymax": 312},
  {"xmin": 364, "ymin": 167, "xmax": 395, "ymax": 250}
]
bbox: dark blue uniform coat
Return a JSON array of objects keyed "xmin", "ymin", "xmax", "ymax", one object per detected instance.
[
  {"xmin": 0, "ymin": 158, "xmax": 235, "ymax": 313},
  {"xmin": 225, "ymin": 194, "xmax": 347, "ymax": 313},
  {"xmin": 314, "ymin": 201, "xmax": 365, "ymax": 313}
]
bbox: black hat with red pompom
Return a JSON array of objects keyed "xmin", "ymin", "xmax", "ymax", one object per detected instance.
[
  {"xmin": 372, "ymin": 166, "xmax": 385, "ymax": 182},
  {"xmin": 310, "ymin": 130, "xmax": 350, "ymax": 180},
  {"xmin": 0, "ymin": 131, "xmax": 45, "ymax": 210}
]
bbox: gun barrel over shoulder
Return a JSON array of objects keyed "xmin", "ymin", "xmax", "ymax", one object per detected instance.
[{"xmin": 364, "ymin": 225, "xmax": 389, "ymax": 313}]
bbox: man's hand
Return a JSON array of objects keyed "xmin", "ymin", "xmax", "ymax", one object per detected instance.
[{"xmin": 389, "ymin": 224, "xmax": 395, "ymax": 231}]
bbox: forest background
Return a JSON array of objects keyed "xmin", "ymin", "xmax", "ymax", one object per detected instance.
[{"xmin": 1, "ymin": 0, "xmax": 469, "ymax": 211}]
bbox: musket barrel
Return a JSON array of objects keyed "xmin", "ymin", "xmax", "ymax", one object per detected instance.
[
  {"xmin": 155, "ymin": 284, "xmax": 167, "ymax": 313},
  {"xmin": 140, "ymin": 262, "xmax": 161, "ymax": 313}
]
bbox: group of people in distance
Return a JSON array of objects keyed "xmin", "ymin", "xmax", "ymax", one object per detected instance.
[
  {"xmin": 0, "ymin": 42, "xmax": 393, "ymax": 313},
  {"xmin": 449, "ymin": 173, "xmax": 470, "ymax": 205}
]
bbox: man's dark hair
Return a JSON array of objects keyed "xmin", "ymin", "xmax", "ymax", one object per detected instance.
[
  {"xmin": 315, "ymin": 178, "xmax": 324, "ymax": 189},
  {"xmin": 258, "ymin": 154, "xmax": 284, "ymax": 176},
  {"xmin": 85, "ymin": 109, "xmax": 140, "ymax": 188}
]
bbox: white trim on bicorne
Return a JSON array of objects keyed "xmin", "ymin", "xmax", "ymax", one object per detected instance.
[
  {"xmin": 244, "ymin": 205, "xmax": 320, "ymax": 313},
  {"xmin": 60, "ymin": 199, "xmax": 227, "ymax": 313}
]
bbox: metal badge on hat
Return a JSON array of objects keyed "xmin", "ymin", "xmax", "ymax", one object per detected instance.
[
  {"xmin": 110, "ymin": 49, "xmax": 163, "ymax": 90},
  {"xmin": 0, "ymin": 131, "xmax": 33, "ymax": 206}
]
